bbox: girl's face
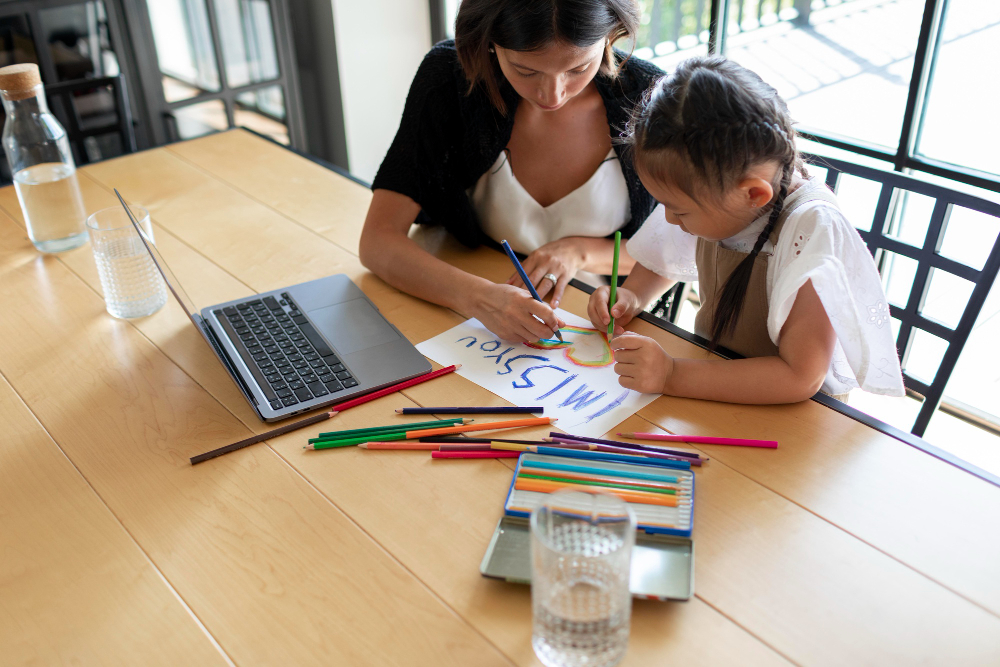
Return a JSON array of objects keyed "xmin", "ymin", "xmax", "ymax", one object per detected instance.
[
  {"xmin": 638, "ymin": 162, "xmax": 780, "ymax": 241},
  {"xmin": 494, "ymin": 40, "xmax": 606, "ymax": 112}
]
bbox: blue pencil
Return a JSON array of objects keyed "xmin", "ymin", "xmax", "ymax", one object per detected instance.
[
  {"xmin": 535, "ymin": 445, "xmax": 691, "ymax": 470},
  {"xmin": 500, "ymin": 240, "xmax": 564, "ymax": 342},
  {"xmin": 520, "ymin": 460, "xmax": 680, "ymax": 483}
]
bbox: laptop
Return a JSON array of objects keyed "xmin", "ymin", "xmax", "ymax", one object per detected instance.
[{"xmin": 116, "ymin": 191, "xmax": 432, "ymax": 422}]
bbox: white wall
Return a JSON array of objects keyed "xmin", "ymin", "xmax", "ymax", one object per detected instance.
[{"xmin": 330, "ymin": 0, "xmax": 432, "ymax": 183}]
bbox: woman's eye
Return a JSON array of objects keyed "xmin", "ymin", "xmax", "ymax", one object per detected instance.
[
  {"xmin": 571, "ymin": 66, "xmax": 589, "ymax": 75},
  {"xmin": 517, "ymin": 70, "xmax": 536, "ymax": 78}
]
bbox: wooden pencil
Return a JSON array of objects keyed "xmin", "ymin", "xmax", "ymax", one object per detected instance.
[
  {"xmin": 191, "ymin": 364, "xmax": 460, "ymax": 465},
  {"xmin": 548, "ymin": 432, "xmax": 705, "ymax": 461},
  {"xmin": 514, "ymin": 478, "xmax": 680, "ymax": 507},
  {"xmin": 608, "ymin": 230, "xmax": 621, "ymax": 337},
  {"xmin": 309, "ymin": 418, "xmax": 470, "ymax": 443},
  {"xmin": 432, "ymin": 450, "xmax": 521, "ymax": 459},
  {"xmin": 618, "ymin": 432, "xmax": 778, "ymax": 448},
  {"xmin": 413, "ymin": 417, "xmax": 555, "ymax": 439},
  {"xmin": 358, "ymin": 442, "xmax": 494, "ymax": 451}
]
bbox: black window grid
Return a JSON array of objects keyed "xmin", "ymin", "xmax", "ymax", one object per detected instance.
[{"xmin": 805, "ymin": 153, "xmax": 1000, "ymax": 437}]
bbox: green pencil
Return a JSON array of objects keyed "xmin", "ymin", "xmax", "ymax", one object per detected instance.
[
  {"xmin": 311, "ymin": 418, "xmax": 468, "ymax": 443},
  {"xmin": 306, "ymin": 432, "xmax": 409, "ymax": 450},
  {"xmin": 608, "ymin": 230, "xmax": 621, "ymax": 337}
]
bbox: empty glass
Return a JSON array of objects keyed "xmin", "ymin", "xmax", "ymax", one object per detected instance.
[
  {"xmin": 531, "ymin": 490, "xmax": 636, "ymax": 667},
  {"xmin": 86, "ymin": 205, "xmax": 167, "ymax": 319}
]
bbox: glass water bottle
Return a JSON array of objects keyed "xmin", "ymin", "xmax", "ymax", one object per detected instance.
[{"xmin": 0, "ymin": 63, "xmax": 87, "ymax": 253}]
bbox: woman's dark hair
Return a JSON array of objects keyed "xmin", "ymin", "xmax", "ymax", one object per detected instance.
[
  {"xmin": 455, "ymin": 0, "xmax": 641, "ymax": 113},
  {"xmin": 627, "ymin": 55, "xmax": 806, "ymax": 349}
]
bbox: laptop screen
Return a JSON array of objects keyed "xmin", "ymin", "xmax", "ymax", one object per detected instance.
[{"xmin": 115, "ymin": 189, "xmax": 202, "ymax": 326}]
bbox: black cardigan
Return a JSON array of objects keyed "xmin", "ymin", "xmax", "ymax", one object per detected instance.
[{"xmin": 371, "ymin": 40, "xmax": 664, "ymax": 248}]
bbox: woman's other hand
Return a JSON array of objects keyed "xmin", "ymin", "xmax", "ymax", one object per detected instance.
[{"xmin": 506, "ymin": 238, "xmax": 587, "ymax": 309}]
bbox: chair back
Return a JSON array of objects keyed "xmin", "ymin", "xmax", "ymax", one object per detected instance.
[
  {"xmin": 803, "ymin": 153, "xmax": 1000, "ymax": 436},
  {"xmin": 44, "ymin": 73, "xmax": 136, "ymax": 168}
]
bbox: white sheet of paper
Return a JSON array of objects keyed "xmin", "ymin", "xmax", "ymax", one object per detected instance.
[{"xmin": 416, "ymin": 310, "xmax": 660, "ymax": 437}]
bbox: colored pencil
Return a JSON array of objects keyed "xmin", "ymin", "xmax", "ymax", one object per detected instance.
[
  {"xmin": 418, "ymin": 436, "xmax": 545, "ymax": 445},
  {"xmin": 619, "ymin": 432, "xmax": 778, "ymax": 448},
  {"xmin": 521, "ymin": 459, "xmax": 680, "ymax": 483},
  {"xmin": 310, "ymin": 418, "xmax": 470, "ymax": 443},
  {"xmin": 305, "ymin": 418, "xmax": 556, "ymax": 450},
  {"xmin": 432, "ymin": 450, "xmax": 521, "ymax": 459},
  {"xmin": 190, "ymin": 364, "xmax": 460, "ymax": 465},
  {"xmin": 548, "ymin": 432, "xmax": 705, "ymax": 461},
  {"xmin": 396, "ymin": 407, "xmax": 543, "ymax": 415},
  {"xmin": 546, "ymin": 437, "xmax": 702, "ymax": 466},
  {"xmin": 608, "ymin": 230, "xmax": 621, "ymax": 337},
  {"xmin": 414, "ymin": 417, "xmax": 555, "ymax": 439},
  {"xmin": 359, "ymin": 442, "xmax": 494, "ymax": 451},
  {"xmin": 533, "ymin": 445, "xmax": 690, "ymax": 470},
  {"xmin": 518, "ymin": 469, "xmax": 686, "ymax": 492},
  {"xmin": 500, "ymin": 239, "xmax": 564, "ymax": 342},
  {"xmin": 518, "ymin": 472, "xmax": 678, "ymax": 495},
  {"xmin": 514, "ymin": 479, "xmax": 680, "ymax": 507},
  {"xmin": 543, "ymin": 440, "xmax": 702, "ymax": 466}
]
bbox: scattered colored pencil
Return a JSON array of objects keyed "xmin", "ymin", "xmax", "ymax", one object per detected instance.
[
  {"xmin": 396, "ymin": 406, "xmax": 543, "ymax": 415},
  {"xmin": 359, "ymin": 442, "xmax": 494, "ymax": 451},
  {"xmin": 310, "ymin": 418, "xmax": 470, "ymax": 443},
  {"xmin": 619, "ymin": 432, "xmax": 778, "ymax": 449},
  {"xmin": 548, "ymin": 432, "xmax": 705, "ymax": 461},
  {"xmin": 189, "ymin": 364, "xmax": 460, "ymax": 465},
  {"xmin": 305, "ymin": 418, "xmax": 556, "ymax": 450},
  {"xmin": 418, "ymin": 436, "xmax": 545, "ymax": 445},
  {"xmin": 608, "ymin": 230, "xmax": 621, "ymax": 337},
  {"xmin": 432, "ymin": 450, "xmax": 521, "ymax": 459},
  {"xmin": 414, "ymin": 417, "xmax": 555, "ymax": 439},
  {"xmin": 500, "ymin": 239, "xmax": 563, "ymax": 342},
  {"xmin": 514, "ymin": 478, "xmax": 680, "ymax": 507}
]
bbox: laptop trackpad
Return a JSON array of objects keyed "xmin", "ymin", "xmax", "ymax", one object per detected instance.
[{"xmin": 306, "ymin": 299, "xmax": 400, "ymax": 355}]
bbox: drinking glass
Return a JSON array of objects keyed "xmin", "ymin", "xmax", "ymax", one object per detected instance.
[
  {"xmin": 531, "ymin": 490, "xmax": 636, "ymax": 667},
  {"xmin": 86, "ymin": 205, "xmax": 167, "ymax": 319}
]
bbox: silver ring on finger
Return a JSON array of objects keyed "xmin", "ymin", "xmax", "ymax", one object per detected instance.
[{"xmin": 542, "ymin": 273, "xmax": 559, "ymax": 285}]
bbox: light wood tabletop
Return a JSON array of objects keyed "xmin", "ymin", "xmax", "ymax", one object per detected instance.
[{"xmin": 2, "ymin": 129, "xmax": 999, "ymax": 666}]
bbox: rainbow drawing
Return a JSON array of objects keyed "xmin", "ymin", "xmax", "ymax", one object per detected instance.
[{"xmin": 526, "ymin": 326, "xmax": 614, "ymax": 367}]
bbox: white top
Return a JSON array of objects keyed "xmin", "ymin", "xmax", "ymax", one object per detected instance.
[
  {"xmin": 470, "ymin": 148, "xmax": 630, "ymax": 254},
  {"xmin": 627, "ymin": 176, "xmax": 906, "ymax": 397}
]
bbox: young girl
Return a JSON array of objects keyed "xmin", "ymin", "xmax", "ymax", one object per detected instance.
[{"xmin": 588, "ymin": 56, "xmax": 905, "ymax": 403}]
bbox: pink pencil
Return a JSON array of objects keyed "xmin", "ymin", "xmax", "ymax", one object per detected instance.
[
  {"xmin": 431, "ymin": 450, "xmax": 521, "ymax": 459},
  {"xmin": 359, "ymin": 442, "xmax": 494, "ymax": 451},
  {"xmin": 618, "ymin": 432, "xmax": 778, "ymax": 449},
  {"xmin": 547, "ymin": 436, "xmax": 703, "ymax": 465}
]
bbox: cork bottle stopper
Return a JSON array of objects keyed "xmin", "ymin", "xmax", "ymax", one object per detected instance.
[{"xmin": 0, "ymin": 63, "xmax": 42, "ymax": 101}]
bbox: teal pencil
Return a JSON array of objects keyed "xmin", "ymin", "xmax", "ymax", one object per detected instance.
[
  {"xmin": 608, "ymin": 230, "xmax": 621, "ymax": 337},
  {"xmin": 310, "ymin": 418, "xmax": 469, "ymax": 443}
]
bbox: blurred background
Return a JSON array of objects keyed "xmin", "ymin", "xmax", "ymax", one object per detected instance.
[{"xmin": 3, "ymin": 0, "xmax": 996, "ymax": 472}]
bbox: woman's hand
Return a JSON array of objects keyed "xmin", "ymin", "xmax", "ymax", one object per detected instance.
[
  {"xmin": 610, "ymin": 332, "xmax": 673, "ymax": 394},
  {"xmin": 588, "ymin": 286, "xmax": 643, "ymax": 336},
  {"xmin": 472, "ymin": 283, "xmax": 566, "ymax": 344},
  {"xmin": 506, "ymin": 238, "xmax": 588, "ymax": 309}
]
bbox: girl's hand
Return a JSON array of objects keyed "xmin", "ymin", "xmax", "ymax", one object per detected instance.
[
  {"xmin": 473, "ymin": 283, "xmax": 566, "ymax": 344},
  {"xmin": 588, "ymin": 286, "xmax": 643, "ymax": 336},
  {"xmin": 506, "ymin": 238, "xmax": 587, "ymax": 309},
  {"xmin": 610, "ymin": 332, "xmax": 673, "ymax": 394}
]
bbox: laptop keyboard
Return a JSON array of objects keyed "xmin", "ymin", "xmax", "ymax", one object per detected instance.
[{"xmin": 213, "ymin": 292, "xmax": 358, "ymax": 412}]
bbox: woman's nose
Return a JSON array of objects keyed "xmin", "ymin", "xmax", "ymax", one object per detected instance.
[{"xmin": 539, "ymin": 78, "xmax": 565, "ymax": 107}]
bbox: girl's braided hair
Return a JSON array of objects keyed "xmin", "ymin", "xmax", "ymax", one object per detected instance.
[{"xmin": 627, "ymin": 56, "xmax": 806, "ymax": 348}]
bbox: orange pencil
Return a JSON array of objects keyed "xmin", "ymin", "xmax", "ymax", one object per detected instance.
[
  {"xmin": 411, "ymin": 417, "xmax": 555, "ymax": 439},
  {"xmin": 514, "ymin": 479, "xmax": 682, "ymax": 507}
]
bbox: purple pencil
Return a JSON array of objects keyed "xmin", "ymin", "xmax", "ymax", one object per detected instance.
[
  {"xmin": 546, "ymin": 436, "xmax": 703, "ymax": 466},
  {"xmin": 547, "ymin": 432, "xmax": 705, "ymax": 461}
]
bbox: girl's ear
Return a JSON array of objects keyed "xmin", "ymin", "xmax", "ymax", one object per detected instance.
[{"xmin": 738, "ymin": 176, "xmax": 775, "ymax": 211}]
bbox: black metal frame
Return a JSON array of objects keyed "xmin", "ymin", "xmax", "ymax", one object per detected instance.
[
  {"xmin": 802, "ymin": 152, "xmax": 1000, "ymax": 437},
  {"xmin": 120, "ymin": 0, "xmax": 305, "ymax": 149},
  {"xmin": 45, "ymin": 73, "xmax": 137, "ymax": 165}
]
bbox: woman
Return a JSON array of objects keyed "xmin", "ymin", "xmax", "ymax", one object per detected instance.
[{"xmin": 359, "ymin": 0, "xmax": 662, "ymax": 343}]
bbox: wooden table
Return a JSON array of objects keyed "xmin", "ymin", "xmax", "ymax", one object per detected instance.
[{"xmin": 2, "ymin": 129, "xmax": 999, "ymax": 666}]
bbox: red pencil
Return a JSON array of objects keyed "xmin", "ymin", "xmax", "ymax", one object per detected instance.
[
  {"xmin": 618, "ymin": 431, "xmax": 777, "ymax": 449},
  {"xmin": 431, "ymin": 450, "xmax": 521, "ymax": 459}
]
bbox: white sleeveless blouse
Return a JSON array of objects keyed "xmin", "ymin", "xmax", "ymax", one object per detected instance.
[{"xmin": 470, "ymin": 148, "xmax": 630, "ymax": 254}]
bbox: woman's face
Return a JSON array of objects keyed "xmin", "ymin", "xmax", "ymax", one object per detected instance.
[{"xmin": 494, "ymin": 39, "xmax": 606, "ymax": 112}]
